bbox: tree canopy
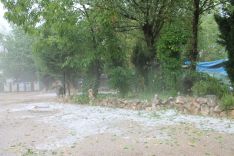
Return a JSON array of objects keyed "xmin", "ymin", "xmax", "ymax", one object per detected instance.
[{"xmin": 0, "ymin": 0, "xmax": 230, "ymax": 96}]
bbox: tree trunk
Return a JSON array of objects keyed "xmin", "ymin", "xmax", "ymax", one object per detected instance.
[
  {"xmin": 142, "ymin": 24, "xmax": 157, "ymax": 66},
  {"xmin": 92, "ymin": 60, "xmax": 101, "ymax": 97},
  {"xmin": 66, "ymin": 72, "xmax": 71, "ymax": 96},
  {"xmin": 190, "ymin": 0, "xmax": 200, "ymax": 69},
  {"xmin": 141, "ymin": 24, "xmax": 158, "ymax": 86},
  {"xmin": 63, "ymin": 71, "xmax": 66, "ymax": 96}
]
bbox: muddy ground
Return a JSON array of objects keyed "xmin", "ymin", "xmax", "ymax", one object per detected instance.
[{"xmin": 0, "ymin": 93, "xmax": 234, "ymax": 156}]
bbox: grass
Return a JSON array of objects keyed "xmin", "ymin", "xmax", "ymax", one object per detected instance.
[
  {"xmin": 71, "ymin": 90, "xmax": 177, "ymax": 105},
  {"xmin": 123, "ymin": 91, "xmax": 177, "ymax": 101},
  {"xmin": 71, "ymin": 92, "xmax": 117, "ymax": 104},
  {"xmin": 22, "ymin": 149, "xmax": 35, "ymax": 156},
  {"xmin": 220, "ymin": 94, "xmax": 234, "ymax": 111},
  {"xmin": 95, "ymin": 93, "xmax": 118, "ymax": 100}
]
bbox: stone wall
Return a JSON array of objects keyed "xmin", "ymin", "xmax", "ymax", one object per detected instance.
[{"xmin": 94, "ymin": 95, "xmax": 234, "ymax": 119}]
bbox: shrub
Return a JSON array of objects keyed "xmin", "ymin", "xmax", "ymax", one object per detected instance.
[
  {"xmin": 192, "ymin": 78, "xmax": 229, "ymax": 98},
  {"xmin": 148, "ymin": 68, "xmax": 182, "ymax": 94},
  {"xmin": 72, "ymin": 94, "xmax": 89, "ymax": 104},
  {"xmin": 146, "ymin": 69, "xmax": 210, "ymax": 95},
  {"xmin": 180, "ymin": 71, "xmax": 208, "ymax": 94},
  {"xmin": 108, "ymin": 67, "xmax": 133, "ymax": 97},
  {"xmin": 220, "ymin": 94, "xmax": 234, "ymax": 111}
]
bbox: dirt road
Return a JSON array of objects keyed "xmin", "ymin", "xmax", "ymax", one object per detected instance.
[{"xmin": 0, "ymin": 93, "xmax": 234, "ymax": 156}]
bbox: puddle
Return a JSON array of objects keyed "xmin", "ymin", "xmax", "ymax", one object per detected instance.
[{"xmin": 9, "ymin": 103, "xmax": 63, "ymax": 113}]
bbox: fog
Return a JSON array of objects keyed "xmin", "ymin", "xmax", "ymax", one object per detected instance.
[{"xmin": 0, "ymin": 0, "xmax": 234, "ymax": 155}]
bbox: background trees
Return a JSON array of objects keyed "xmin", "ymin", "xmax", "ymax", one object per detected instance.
[
  {"xmin": 0, "ymin": 0, "xmax": 231, "ymax": 97},
  {"xmin": 0, "ymin": 28, "xmax": 37, "ymax": 82},
  {"xmin": 198, "ymin": 13, "xmax": 227, "ymax": 61}
]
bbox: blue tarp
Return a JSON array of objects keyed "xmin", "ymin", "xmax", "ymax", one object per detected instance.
[
  {"xmin": 196, "ymin": 59, "xmax": 228, "ymax": 76},
  {"xmin": 197, "ymin": 59, "xmax": 227, "ymax": 68},
  {"xmin": 184, "ymin": 59, "xmax": 228, "ymax": 77}
]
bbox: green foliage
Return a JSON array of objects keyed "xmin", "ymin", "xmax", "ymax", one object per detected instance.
[
  {"xmin": 147, "ymin": 69, "xmax": 181, "ymax": 95},
  {"xmin": 72, "ymin": 95, "xmax": 89, "ymax": 105},
  {"xmin": 2, "ymin": 0, "xmax": 109, "ymax": 94},
  {"xmin": 215, "ymin": 0, "xmax": 234, "ymax": 86},
  {"xmin": 106, "ymin": 0, "xmax": 188, "ymax": 74},
  {"xmin": 180, "ymin": 70, "xmax": 207, "ymax": 94},
  {"xmin": 22, "ymin": 149, "xmax": 35, "ymax": 156},
  {"xmin": 95, "ymin": 93, "xmax": 117, "ymax": 100},
  {"xmin": 1, "ymin": 0, "xmax": 229, "ymax": 98},
  {"xmin": 145, "ymin": 65, "xmax": 204, "ymax": 95},
  {"xmin": 103, "ymin": 26, "xmax": 131, "ymax": 96},
  {"xmin": 157, "ymin": 23, "xmax": 189, "ymax": 70},
  {"xmin": 149, "ymin": 13, "xmax": 190, "ymax": 94},
  {"xmin": 220, "ymin": 94, "xmax": 234, "ymax": 111},
  {"xmin": 192, "ymin": 78, "xmax": 229, "ymax": 98},
  {"xmin": 126, "ymin": 91, "xmax": 174, "ymax": 101},
  {"xmin": 0, "ymin": 27, "xmax": 37, "ymax": 81},
  {"xmin": 108, "ymin": 67, "xmax": 133, "ymax": 97},
  {"xmin": 189, "ymin": 0, "xmax": 222, "ymax": 65},
  {"xmin": 131, "ymin": 40, "xmax": 150, "ymax": 77},
  {"xmin": 199, "ymin": 14, "xmax": 226, "ymax": 61}
]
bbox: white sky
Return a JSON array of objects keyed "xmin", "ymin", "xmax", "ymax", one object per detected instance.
[{"xmin": 0, "ymin": 3, "xmax": 11, "ymax": 35}]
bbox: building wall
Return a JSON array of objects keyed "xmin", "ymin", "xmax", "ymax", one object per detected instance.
[{"xmin": 3, "ymin": 81, "xmax": 41, "ymax": 92}]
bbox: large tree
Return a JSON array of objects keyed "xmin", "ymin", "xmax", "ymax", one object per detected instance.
[
  {"xmin": 100, "ymin": 0, "xmax": 188, "ymax": 86},
  {"xmin": 104, "ymin": 0, "xmax": 183, "ymax": 66},
  {"xmin": 1, "ymin": 0, "xmax": 83, "ymax": 95},
  {"xmin": 1, "ymin": 0, "xmax": 128, "ymax": 96},
  {"xmin": 215, "ymin": 0, "xmax": 234, "ymax": 85}
]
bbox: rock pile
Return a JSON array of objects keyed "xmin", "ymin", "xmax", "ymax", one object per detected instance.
[
  {"xmin": 95, "ymin": 95, "xmax": 234, "ymax": 118},
  {"xmin": 173, "ymin": 95, "xmax": 221, "ymax": 116},
  {"xmin": 96, "ymin": 98, "xmax": 151, "ymax": 110}
]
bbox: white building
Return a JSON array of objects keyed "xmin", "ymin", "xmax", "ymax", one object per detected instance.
[{"xmin": 3, "ymin": 79, "xmax": 41, "ymax": 92}]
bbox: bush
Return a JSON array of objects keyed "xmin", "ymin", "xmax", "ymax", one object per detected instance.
[
  {"xmin": 180, "ymin": 71, "xmax": 208, "ymax": 94},
  {"xmin": 148, "ymin": 68, "xmax": 182, "ymax": 94},
  {"xmin": 192, "ymin": 78, "xmax": 229, "ymax": 98},
  {"xmin": 72, "ymin": 95, "xmax": 89, "ymax": 104},
  {"xmin": 108, "ymin": 67, "xmax": 133, "ymax": 97},
  {"xmin": 146, "ymin": 69, "xmax": 210, "ymax": 95},
  {"xmin": 220, "ymin": 94, "xmax": 234, "ymax": 111}
]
